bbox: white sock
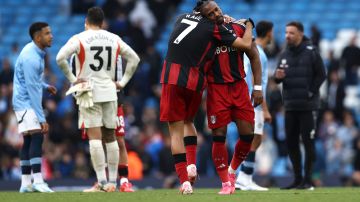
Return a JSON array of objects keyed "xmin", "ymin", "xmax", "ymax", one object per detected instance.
[
  {"xmin": 21, "ymin": 175, "xmax": 32, "ymax": 187},
  {"xmin": 89, "ymin": 139, "xmax": 107, "ymax": 183},
  {"xmin": 33, "ymin": 173, "xmax": 44, "ymax": 184},
  {"xmin": 105, "ymin": 141, "xmax": 119, "ymax": 184},
  {"xmin": 228, "ymin": 166, "xmax": 236, "ymax": 174},
  {"xmin": 120, "ymin": 177, "xmax": 129, "ymax": 185}
]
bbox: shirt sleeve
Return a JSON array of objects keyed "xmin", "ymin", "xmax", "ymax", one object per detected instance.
[
  {"xmin": 213, "ymin": 24, "xmax": 237, "ymax": 46},
  {"xmin": 244, "ymin": 54, "xmax": 252, "ymax": 85},
  {"xmin": 23, "ymin": 58, "xmax": 46, "ymax": 123},
  {"xmin": 309, "ymin": 49, "xmax": 326, "ymax": 94},
  {"xmin": 56, "ymin": 36, "xmax": 79, "ymax": 83},
  {"xmin": 42, "ymin": 81, "xmax": 49, "ymax": 90}
]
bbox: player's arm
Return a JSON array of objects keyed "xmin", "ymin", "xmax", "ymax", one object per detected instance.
[
  {"xmin": 56, "ymin": 37, "xmax": 79, "ymax": 83},
  {"xmin": 231, "ymin": 21, "xmax": 253, "ymax": 51},
  {"xmin": 245, "ymin": 41, "xmax": 262, "ymax": 107},
  {"xmin": 115, "ymin": 39, "xmax": 140, "ymax": 89},
  {"xmin": 259, "ymin": 54, "xmax": 271, "ymax": 122},
  {"xmin": 23, "ymin": 59, "xmax": 46, "ymax": 123}
]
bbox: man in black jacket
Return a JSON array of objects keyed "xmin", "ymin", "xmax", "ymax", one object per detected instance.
[{"xmin": 274, "ymin": 21, "xmax": 326, "ymax": 190}]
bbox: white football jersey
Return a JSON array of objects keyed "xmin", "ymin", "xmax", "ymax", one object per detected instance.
[{"xmin": 58, "ymin": 29, "xmax": 132, "ymax": 102}]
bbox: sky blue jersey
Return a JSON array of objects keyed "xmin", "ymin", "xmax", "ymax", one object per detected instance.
[
  {"xmin": 244, "ymin": 44, "xmax": 268, "ymax": 110},
  {"xmin": 12, "ymin": 41, "xmax": 49, "ymax": 123}
]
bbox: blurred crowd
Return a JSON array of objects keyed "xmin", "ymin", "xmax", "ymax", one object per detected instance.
[{"xmin": 1, "ymin": 0, "xmax": 360, "ymax": 187}]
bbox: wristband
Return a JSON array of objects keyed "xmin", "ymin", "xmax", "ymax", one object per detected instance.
[{"xmin": 254, "ymin": 85, "xmax": 262, "ymax": 91}]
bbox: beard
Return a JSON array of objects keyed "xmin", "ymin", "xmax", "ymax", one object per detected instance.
[{"xmin": 215, "ymin": 16, "xmax": 224, "ymax": 25}]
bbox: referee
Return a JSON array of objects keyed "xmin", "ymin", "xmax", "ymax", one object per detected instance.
[{"xmin": 274, "ymin": 21, "xmax": 326, "ymax": 190}]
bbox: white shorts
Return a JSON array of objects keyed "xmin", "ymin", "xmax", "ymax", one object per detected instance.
[
  {"xmin": 254, "ymin": 109, "xmax": 264, "ymax": 135},
  {"xmin": 79, "ymin": 101, "xmax": 117, "ymax": 129},
  {"xmin": 14, "ymin": 109, "xmax": 41, "ymax": 134}
]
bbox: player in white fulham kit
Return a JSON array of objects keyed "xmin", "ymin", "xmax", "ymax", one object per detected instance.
[
  {"xmin": 236, "ymin": 21, "xmax": 274, "ymax": 191},
  {"xmin": 56, "ymin": 7, "xmax": 140, "ymax": 192}
]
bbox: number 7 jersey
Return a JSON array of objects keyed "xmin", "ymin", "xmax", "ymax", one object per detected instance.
[
  {"xmin": 58, "ymin": 29, "xmax": 132, "ymax": 102},
  {"xmin": 161, "ymin": 13, "xmax": 237, "ymax": 92}
]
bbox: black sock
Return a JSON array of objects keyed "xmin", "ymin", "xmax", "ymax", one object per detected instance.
[
  {"xmin": 20, "ymin": 135, "xmax": 32, "ymax": 175},
  {"xmin": 29, "ymin": 133, "xmax": 43, "ymax": 173}
]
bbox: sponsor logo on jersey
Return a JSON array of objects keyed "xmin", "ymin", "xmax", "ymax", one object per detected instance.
[
  {"xmin": 215, "ymin": 45, "xmax": 238, "ymax": 55},
  {"xmin": 210, "ymin": 115, "xmax": 216, "ymax": 124}
]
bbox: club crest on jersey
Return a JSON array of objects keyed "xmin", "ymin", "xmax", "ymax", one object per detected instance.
[
  {"xmin": 280, "ymin": 59, "xmax": 289, "ymax": 68},
  {"xmin": 210, "ymin": 115, "xmax": 216, "ymax": 124}
]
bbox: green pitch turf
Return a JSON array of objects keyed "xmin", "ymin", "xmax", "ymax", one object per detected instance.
[{"xmin": 0, "ymin": 188, "xmax": 359, "ymax": 202}]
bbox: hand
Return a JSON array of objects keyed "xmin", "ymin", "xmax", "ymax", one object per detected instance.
[
  {"xmin": 275, "ymin": 68, "xmax": 286, "ymax": 79},
  {"xmin": 234, "ymin": 18, "xmax": 247, "ymax": 25},
  {"xmin": 246, "ymin": 18, "xmax": 255, "ymax": 29},
  {"xmin": 264, "ymin": 110, "xmax": 272, "ymax": 123},
  {"xmin": 252, "ymin": 90, "xmax": 263, "ymax": 107},
  {"xmin": 40, "ymin": 122, "xmax": 49, "ymax": 134},
  {"xmin": 223, "ymin": 14, "xmax": 235, "ymax": 23},
  {"xmin": 47, "ymin": 85, "xmax": 57, "ymax": 95},
  {"xmin": 73, "ymin": 78, "xmax": 87, "ymax": 85},
  {"xmin": 115, "ymin": 81, "xmax": 123, "ymax": 91}
]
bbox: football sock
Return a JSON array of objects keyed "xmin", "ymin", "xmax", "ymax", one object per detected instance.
[
  {"xmin": 29, "ymin": 133, "xmax": 44, "ymax": 184},
  {"xmin": 241, "ymin": 151, "xmax": 256, "ymax": 175},
  {"xmin": 118, "ymin": 164, "xmax": 129, "ymax": 180},
  {"xmin": 173, "ymin": 153, "xmax": 188, "ymax": 184},
  {"xmin": 89, "ymin": 139, "xmax": 107, "ymax": 184},
  {"xmin": 20, "ymin": 135, "xmax": 32, "ymax": 187},
  {"xmin": 230, "ymin": 134, "xmax": 253, "ymax": 172},
  {"xmin": 212, "ymin": 136, "xmax": 229, "ymax": 183},
  {"xmin": 184, "ymin": 136, "xmax": 197, "ymax": 166},
  {"xmin": 105, "ymin": 141, "xmax": 119, "ymax": 184}
]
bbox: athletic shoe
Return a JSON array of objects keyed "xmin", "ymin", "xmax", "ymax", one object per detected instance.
[
  {"xmin": 218, "ymin": 181, "xmax": 235, "ymax": 195},
  {"xmin": 280, "ymin": 180, "xmax": 302, "ymax": 190},
  {"xmin": 297, "ymin": 182, "xmax": 314, "ymax": 190},
  {"xmin": 187, "ymin": 164, "xmax": 197, "ymax": 184},
  {"xmin": 247, "ymin": 181, "xmax": 269, "ymax": 191},
  {"xmin": 179, "ymin": 181, "xmax": 193, "ymax": 195},
  {"xmin": 235, "ymin": 171, "xmax": 251, "ymax": 190},
  {"xmin": 119, "ymin": 182, "xmax": 135, "ymax": 192},
  {"xmin": 83, "ymin": 183, "xmax": 105, "ymax": 192},
  {"xmin": 103, "ymin": 183, "xmax": 117, "ymax": 192},
  {"xmin": 32, "ymin": 182, "xmax": 54, "ymax": 193},
  {"xmin": 19, "ymin": 185, "xmax": 34, "ymax": 193}
]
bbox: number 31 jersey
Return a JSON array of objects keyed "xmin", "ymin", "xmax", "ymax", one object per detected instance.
[{"xmin": 59, "ymin": 29, "xmax": 131, "ymax": 102}]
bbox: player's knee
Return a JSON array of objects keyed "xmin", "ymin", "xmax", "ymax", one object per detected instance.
[
  {"xmin": 211, "ymin": 126, "xmax": 227, "ymax": 136},
  {"xmin": 102, "ymin": 128, "xmax": 116, "ymax": 143}
]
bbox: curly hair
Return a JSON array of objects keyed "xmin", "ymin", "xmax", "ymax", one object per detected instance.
[{"xmin": 193, "ymin": 0, "xmax": 214, "ymax": 12}]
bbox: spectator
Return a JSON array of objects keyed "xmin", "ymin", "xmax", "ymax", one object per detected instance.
[
  {"xmin": 340, "ymin": 35, "xmax": 360, "ymax": 85},
  {"xmin": 0, "ymin": 58, "xmax": 14, "ymax": 86},
  {"xmin": 7, "ymin": 43, "xmax": 20, "ymax": 69},
  {"xmin": 326, "ymin": 69, "xmax": 345, "ymax": 120}
]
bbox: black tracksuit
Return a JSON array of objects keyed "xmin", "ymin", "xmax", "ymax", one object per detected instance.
[{"xmin": 275, "ymin": 37, "xmax": 326, "ymax": 185}]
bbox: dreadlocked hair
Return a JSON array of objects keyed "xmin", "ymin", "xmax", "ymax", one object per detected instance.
[{"xmin": 193, "ymin": 0, "xmax": 213, "ymax": 12}]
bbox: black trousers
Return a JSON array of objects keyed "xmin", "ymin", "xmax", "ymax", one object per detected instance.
[{"xmin": 285, "ymin": 110, "xmax": 317, "ymax": 183}]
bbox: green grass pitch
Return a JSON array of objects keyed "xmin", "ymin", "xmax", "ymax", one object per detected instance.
[{"xmin": 0, "ymin": 188, "xmax": 359, "ymax": 202}]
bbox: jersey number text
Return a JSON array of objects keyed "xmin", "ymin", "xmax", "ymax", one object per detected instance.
[
  {"xmin": 173, "ymin": 19, "xmax": 198, "ymax": 44},
  {"xmin": 90, "ymin": 46, "xmax": 112, "ymax": 71}
]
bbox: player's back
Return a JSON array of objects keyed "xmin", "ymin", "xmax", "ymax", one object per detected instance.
[
  {"xmin": 162, "ymin": 13, "xmax": 217, "ymax": 91},
  {"xmin": 166, "ymin": 13, "xmax": 215, "ymax": 67},
  {"xmin": 74, "ymin": 29, "xmax": 120, "ymax": 102}
]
